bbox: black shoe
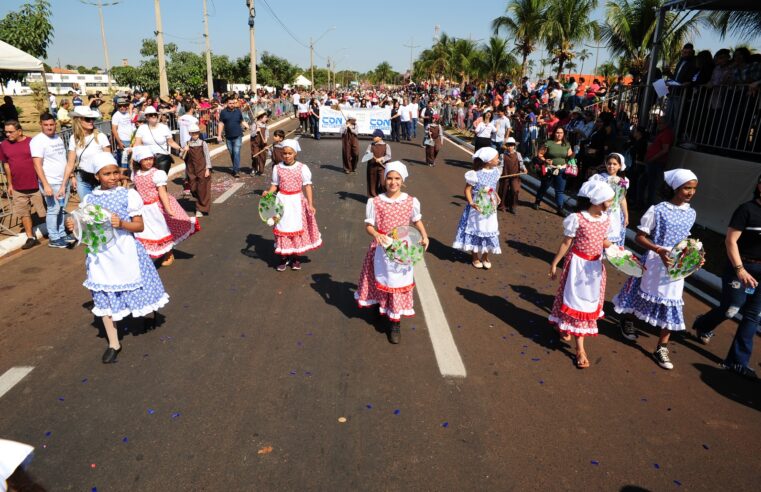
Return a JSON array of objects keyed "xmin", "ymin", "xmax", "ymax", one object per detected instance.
[
  {"xmin": 233, "ymin": 172, "xmax": 240, "ymax": 178},
  {"xmin": 388, "ymin": 322, "xmax": 401, "ymax": 344},
  {"xmin": 720, "ymin": 361, "xmax": 759, "ymax": 380},
  {"xmin": 102, "ymin": 346, "xmax": 122, "ymax": 364},
  {"xmin": 531, "ymin": 203, "xmax": 539, "ymax": 210},
  {"xmin": 620, "ymin": 318, "xmax": 638, "ymax": 341},
  {"xmin": 508, "ymin": 207, "xmax": 516, "ymax": 215},
  {"xmin": 21, "ymin": 237, "xmax": 40, "ymax": 250}
]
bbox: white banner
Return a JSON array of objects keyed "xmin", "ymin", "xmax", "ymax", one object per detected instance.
[{"xmin": 319, "ymin": 107, "xmax": 391, "ymax": 136}]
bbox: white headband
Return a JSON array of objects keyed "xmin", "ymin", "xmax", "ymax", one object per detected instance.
[
  {"xmin": 384, "ymin": 161, "xmax": 409, "ymax": 182},
  {"xmin": 472, "ymin": 147, "xmax": 499, "ymax": 163},
  {"xmin": 132, "ymin": 145, "xmax": 154, "ymax": 163},
  {"xmin": 607, "ymin": 152, "xmax": 626, "ymax": 171},
  {"xmin": 281, "ymin": 139, "xmax": 301, "ymax": 152},
  {"xmin": 91, "ymin": 152, "xmax": 118, "ymax": 173},
  {"xmin": 664, "ymin": 169, "xmax": 698, "ymax": 190},
  {"xmin": 579, "ymin": 180, "xmax": 615, "ymax": 205}
]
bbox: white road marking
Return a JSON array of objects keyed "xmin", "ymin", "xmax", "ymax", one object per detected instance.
[
  {"xmin": 213, "ymin": 182, "xmax": 245, "ymax": 204},
  {"xmin": 0, "ymin": 366, "xmax": 34, "ymax": 399},
  {"xmin": 414, "ymin": 259, "xmax": 467, "ymax": 378}
]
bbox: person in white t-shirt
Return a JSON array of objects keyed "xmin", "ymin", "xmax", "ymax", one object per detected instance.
[
  {"xmin": 30, "ymin": 113, "xmax": 71, "ymax": 247},
  {"xmin": 177, "ymin": 103, "xmax": 200, "ymax": 148},
  {"xmin": 492, "ymin": 107, "xmax": 512, "ymax": 148},
  {"xmin": 62, "ymin": 106, "xmax": 111, "ymax": 200},
  {"xmin": 408, "ymin": 97, "xmax": 419, "ymax": 139},
  {"xmin": 134, "ymin": 106, "xmax": 182, "ymax": 173},
  {"xmin": 110, "ymin": 97, "xmax": 135, "ymax": 169},
  {"xmin": 48, "ymin": 92, "xmax": 58, "ymax": 118},
  {"xmin": 292, "ymin": 91, "xmax": 301, "ymax": 118},
  {"xmin": 399, "ymin": 98, "xmax": 412, "ymax": 141}
]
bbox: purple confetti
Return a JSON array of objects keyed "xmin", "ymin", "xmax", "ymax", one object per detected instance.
[
  {"xmin": 92, "ymin": 488, "xmax": 98, "ymax": 492},
  {"xmin": 81, "ymin": 378, "xmax": 88, "ymax": 383},
  {"xmin": 653, "ymin": 463, "xmax": 660, "ymax": 469},
  {"xmin": 393, "ymin": 409, "xmax": 400, "ymax": 415},
  {"xmin": 366, "ymin": 404, "xmax": 373, "ymax": 409},
  {"xmin": 539, "ymin": 380, "xmax": 544, "ymax": 384},
  {"xmin": 44, "ymin": 431, "xmax": 52, "ymax": 437},
  {"xmin": 171, "ymin": 412, "xmax": 181, "ymax": 419},
  {"xmin": 143, "ymin": 353, "xmax": 149, "ymax": 357},
  {"xmin": 520, "ymin": 352, "xmax": 525, "ymax": 355},
  {"xmin": 531, "ymin": 358, "xmax": 540, "ymax": 362},
  {"xmin": 122, "ymin": 437, "xmax": 128, "ymax": 443},
  {"xmin": 702, "ymin": 444, "xmax": 710, "ymax": 450},
  {"xmin": 674, "ymin": 480, "xmax": 682, "ymax": 486},
  {"xmin": 289, "ymin": 370, "xmax": 297, "ymax": 376},
  {"xmin": 307, "ymin": 332, "xmax": 313, "ymax": 336},
  {"xmin": 240, "ymin": 334, "xmax": 246, "ymax": 338},
  {"xmin": 147, "ymin": 409, "xmax": 155, "ymax": 415},
  {"xmin": 590, "ymin": 460, "xmax": 600, "ymax": 465},
  {"xmin": 641, "ymin": 398, "xmax": 648, "ymax": 402},
  {"xmin": 58, "ymin": 397, "xmax": 65, "ymax": 402},
  {"xmin": 305, "ymin": 371, "xmax": 312, "ymax": 376},
  {"xmin": 441, "ymin": 422, "xmax": 449, "ymax": 428}
]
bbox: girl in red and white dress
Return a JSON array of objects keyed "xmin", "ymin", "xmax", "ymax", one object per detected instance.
[
  {"xmin": 131, "ymin": 146, "xmax": 199, "ymax": 266},
  {"xmin": 548, "ymin": 180, "xmax": 615, "ymax": 368},
  {"xmin": 355, "ymin": 161, "xmax": 430, "ymax": 344},
  {"xmin": 262, "ymin": 139, "xmax": 322, "ymax": 271}
]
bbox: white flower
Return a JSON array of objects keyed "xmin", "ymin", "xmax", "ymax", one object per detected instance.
[{"xmin": 266, "ymin": 217, "xmax": 275, "ymax": 226}]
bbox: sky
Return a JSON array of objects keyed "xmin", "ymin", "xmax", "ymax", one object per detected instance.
[{"xmin": 2, "ymin": 0, "xmax": 757, "ymax": 76}]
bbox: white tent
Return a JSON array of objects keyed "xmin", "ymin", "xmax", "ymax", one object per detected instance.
[
  {"xmin": 293, "ymin": 74, "xmax": 312, "ymax": 88},
  {"xmin": 0, "ymin": 40, "xmax": 44, "ymax": 73}
]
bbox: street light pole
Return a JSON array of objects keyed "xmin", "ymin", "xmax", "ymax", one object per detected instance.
[
  {"xmin": 154, "ymin": 0, "xmax": 169, "ymax": 97},
  {"xmin": 309, "ymin": 27, "xmax": 335, "ymax": 90},
  {"xmin": 247, "ymin": 0, "xmax": 257, "ymax": 91},
  {"xmin": 79, "ymin": 0, "xmax": 120, "ymax": 92}
]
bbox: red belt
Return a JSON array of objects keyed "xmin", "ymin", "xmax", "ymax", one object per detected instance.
[
  {"xmin": 572, "ymin": 248, "xmax": 600, "ymax": 261},
  {"xmin": 279, "ymin": 189, "xmax": 301, "ymax": 195},
  {"xmin": 143, "ymin": 198, "xmax": 159, "ymax": 205}
]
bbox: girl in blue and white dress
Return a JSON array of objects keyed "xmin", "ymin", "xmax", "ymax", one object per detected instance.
[
  {"xmin": 453, "ymin": 147, "xmax": 502, "ymax": 269},
  {"xmin": 613, "ymin": 169, "xmax": 699, "ymax": 371},
  {"xmin": 67, "ymin": 153, "xmax": 169, "ymax": 364},
  {"xmin": 589, "ymin": 152, "xmax": 629, "ymax": 246}
]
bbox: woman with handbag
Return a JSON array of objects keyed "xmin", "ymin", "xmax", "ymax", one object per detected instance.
[
  {"xmin": 63, "ymin": 106, "xmax": 111, "ymax": 201},
  {"xmin": 533, "ymin": 127, "xmax": 574, "ymax": 216},
  {"xmin": 133, "ymin": 106, "xmax": 183, "ymax": 174}
]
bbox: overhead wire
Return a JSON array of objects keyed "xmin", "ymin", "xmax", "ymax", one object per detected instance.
[{"xmin": 259, "ymin": 0, "xmax": 324, "ymax": 58}]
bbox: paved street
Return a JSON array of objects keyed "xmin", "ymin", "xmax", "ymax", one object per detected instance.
[{"xmin": 1, "ymin": 119, "xmax": 760, "ymax": 491}]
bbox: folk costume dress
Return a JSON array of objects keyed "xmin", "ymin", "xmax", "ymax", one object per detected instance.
[
  {"xmin": 452, "ymin": 166, "xmax": 502, "ymax": 254},
  {"xmin": 613, "ymin": 202, "xmax": 696, "ymax": 331},
  {"xmin": 549, "ymin": 212, "xmax": 610, "ymax": 336},
  {"xmin": 355, "ymin": 193, "xmax": 422, "ymax": 320},
  {"xmin": 271, "ymin": 161, "xmax": 322, "ymax": 255},
  {"xmin": 82, "ymin": 187, "xmax": 169, "ymax": 321},
  {"xmin": 590, "ymin": 172, "xmax": 629, "ymax": 246},
  {"xmin": 132, "ymin": 167, "xmax": 199, "ymax": 258}
]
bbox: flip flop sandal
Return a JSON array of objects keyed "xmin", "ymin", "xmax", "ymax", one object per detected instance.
[
  {"xmin": 576, "ymin": 353, "xmax": 590, "ymax": 369},
  {"xmin": 472, "ymin": 260, "xmax": 484, "ymax": 269}
]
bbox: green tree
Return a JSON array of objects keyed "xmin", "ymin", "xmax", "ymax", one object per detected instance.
[
  {"xmin": 492, "ymin": 0, "xmax": 548, "ymax": 79},
  {"xmin": 544, "ymin": 0, "xmax": 599, "ymax": 77},
  {"xmin": 0, "ymin": 0, "xmax": 53, "ymax": 85},
  {"xmin": 597, "ymin": 61, "xmax": 618, "ymax": 83},
  {"xmin": 371, "ymin": 61, "xmax": 396, "ymax": 85},
  {"xmin": 476, "ymin": 36, "xmax": 519, "ymax": 83},
  {"xmin": 710, "ymin": 11, "xmax": 761, "ymax": 42},
  {"xmin": 258, "ymin": 52, "xmax": 301, "ymax": 88}
]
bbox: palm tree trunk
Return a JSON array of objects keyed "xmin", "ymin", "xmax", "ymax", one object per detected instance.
[{"xmin": 521, "ymin": 53, "xmax": 528, "ymax": 79}]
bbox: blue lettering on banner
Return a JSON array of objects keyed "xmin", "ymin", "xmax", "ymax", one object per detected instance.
[
  {"xmin": 369, "ymin": 118, "xmax": 391, "ymax": 130},
  {"xmin": 321, "ymin": 116, "xmax": 344, "ymax": 126}
]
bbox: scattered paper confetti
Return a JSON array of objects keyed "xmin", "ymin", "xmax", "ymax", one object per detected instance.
[
  {"xmin": 171, "ymin": 412, "xmax": 181, "ymax": 419},
  {"xmin": 44, "ymin": 431, "xmax": 52, "ymax": 437},
  {"xmin": 122, "ymin": 437, "xmax": 128, "ymax": 443},
  {"xmin": 289, "ymin": 370, "xmax": 297, "ymax": 376},
  {"xmin": 337, "ymin": 417, "xmax": 347, "ymax": 423},
  {"xmin": 58, "ymin": 397, "xmax": 65, "ymax": 402},
  {"xmin": 147, "ymin": 409, "xmax": 155, "ymax": 415},
  {"xmin": 366, "ymin": 404, "xmax": 373, "ymax": 409},
  {"xmin": 653, "ymin": 463, "xmax": 660, "ymax": 469},
  {"xmin": 531, "ymin": 358, "xmax": 540, "ymax": 362},
  {"xmin": 590, "ymin": 460, "xmax": 599, "ymax": 465},
  {"xmin": 81, "ymin": 378, "xmax": 88, "ymax": 383},
  {"xmin": 393, "ymin": 409, "xmax": 401, "ymax": 415},
  {"xmin": 257, "ymin": 446, "xmax": 273, "ymax": 455},
  {"xmin": 441, "ymin": 422, "xmax": 449, "ymax": 428},
  {"xmin": 674, "ymin": 480, "xmax": 682, "ymax": 486},
  {"xmin": 702, "ymin": 444, "xmax": 710, "ymax": 450},
  {"xmin": 90, "ymin": 463, "xmax": 97, "ymax": 469}
]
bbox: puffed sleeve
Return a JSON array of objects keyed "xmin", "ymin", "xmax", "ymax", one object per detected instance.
[
  {"xmin": 271, "ymin": 165, "xmax": 280, "ymax": 185},
  {"xmin": 562, "ymin": 213, "xmax": 579, "ymax": 237},
  {"xmin": 152, "ymin": 169, "xmax": 168, "ymax": 186},
  {"xmin": 464, "ymin": 170, "xmax": 478, "ymax": 186},
  {"xmin": 365, "ymin": 198, "xmax": 376, "ymax": 225},
  {"xmin": 411, "ymin": 197, "xmax": 422, "ymax": 222},
  {"xmin": 301, "ymin": 163, "xmax": 313, "ymax": 185},
  {"xmin": 638, "ymin": 205, "xmax": 656, "ymax": 235},
  {"xmin": 127, "ymin": 189, "xmax": 144, "ymax": 216}
]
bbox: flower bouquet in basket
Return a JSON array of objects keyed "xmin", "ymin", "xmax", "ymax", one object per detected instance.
[
  {"xmin": 258, "ymin": 193, "xmax": 284, "ymax": 227},
  {"xmin": 604, "ymin": 245, "xmax": 645, "ymax": 277},
  {"xmin": 474, "ymin": 187, "xmax": 498, "ymax": 217},
  {"xmin": 668, "ymin": 238, "xmax": 705, "ymax": 280},
  {"xmin": 382, "ymin": 226, "xmax": 425, "ymax": 266},
  {"xmin": 67, "ymin": 204, "xmax": 116, "ymax": 254}
]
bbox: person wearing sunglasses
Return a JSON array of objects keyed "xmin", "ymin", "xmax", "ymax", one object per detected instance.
[
  {"xmin": 62, "ymin": 106, "xmax": 111, "ymax": 200},
  {"xmin": 133, "ymin": 106, "xmax": 183, "ymax": 174}
]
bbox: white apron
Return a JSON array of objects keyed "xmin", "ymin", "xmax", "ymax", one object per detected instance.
[
  {"xmin": 562, "ymin": 253, "xmax": 603, "ymax": 313},
  {"xmin": 639, "ymin": 249, "xmax": 684, "ymax": 301},
  {"xmin": 466, "ymin": 208, "xmax": 499, "ymax": 236},
  {"xmin": 373, "ymin": 245, "xmax": 414, "ymax": 290},
  {"xmin": 86, "ymin": 231, "xmax": 142, "ymax": 290},
  {"xmin": 274, "ymin": 192, "xmax": 303, "ymax": 234}
]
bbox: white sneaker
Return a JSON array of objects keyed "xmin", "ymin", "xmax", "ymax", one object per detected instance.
[
  {"xmin": 653, "ymin": 345, "xmax": 674, "ymax": 370},
  {"xmin": 195, "ymin": 211, "xmax": 203, "ymax": 218}
]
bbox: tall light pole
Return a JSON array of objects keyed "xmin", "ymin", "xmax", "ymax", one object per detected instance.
[
  {"xmin": 246, "ymin": 0, "xmax": 256, "ymax": 91},
  {"xmin": 403, "ymin": 37, "xmax": 420, "ymax": 80},
  {"xmin": 310, "ymin": 26, "xmax": 335, "ymax": 90},
  {"xmin": 202, "ymin": 0, "xmax": 214, "ymax": 99},
  {"xmin": 79, "ymin": 0, "xmax": 119, "ymax": 92},
  {"xmin": 153, "ymin": 0, "xmax": 169, "ymax": 97}
]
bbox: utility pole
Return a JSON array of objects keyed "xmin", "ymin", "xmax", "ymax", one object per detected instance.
[
  {"xmin": 403, "ymin": 37, "xmax": 420, "ymax": 80},
  {"xmin": 202, "ymin": 0, "xmax": 214, "ymax": 99},
  {"xmin": 327, "ymin": 57, "xmax": 331, "ymax": 91},
  {"xmin": 154, "ymin": 0, "xmax": 169, "ymax": 97},
  {"xmin": 584, "ymin": 42, "xmax": 605, "ymax": 76},
  {"xmin": 247, "ymin": 0, "xmax": 257, "ymax": 91},
  {"xmin": 310, "ymin": 37, "xmax": 314, "ymax": 90}
]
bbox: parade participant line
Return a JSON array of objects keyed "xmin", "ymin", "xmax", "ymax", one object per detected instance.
[{"xmin": 0, "ymin": 366, "xmax": 34, "ymax": 399}]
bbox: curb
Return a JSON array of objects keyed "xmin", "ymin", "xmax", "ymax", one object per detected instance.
[
  {"xmin": 0, "ymin": 116, "xmax": 295, "ymax": 258},
  {"xmin": 442, "ymin": 130, "xmax": 724, "ymax": 307}
]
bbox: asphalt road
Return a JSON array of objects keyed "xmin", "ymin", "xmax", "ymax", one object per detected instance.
[{"xmin": 1, "ymin": 118, "xmax": 760, "ymax": 491}]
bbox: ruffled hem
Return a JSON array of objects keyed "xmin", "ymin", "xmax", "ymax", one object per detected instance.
[
  {"xmin": 636, "ymin": 289, "xmax": 685, "ymax": 307},
  {"xmin": 137, "ymin": 233, "xmax": 174, "ymax": 245},
  {"xmin": 356, "ymin": 299, "xmax": 415, "ymax": 321},
  {"xmin": 275, "ymin": 238, "xmax": 323, "ymax": 255},
  {"xmin": 274, "ymin": 228, "xmax": 305, "ymax": 237},
  {"xmin": 613, "ymin": 306, "xmax": 686, "ymax": 331},
  {"xmin": 560, "ymin": 303, "xmax": 604, "ymax": 321},
  {"xmin": 91, "ymin": 293, "xmax": 170, "ymax": 322},
  {"xmin": 549, "ymin": 315, "xmax": 599, "ymax": 336},
  {"xmin": 375, "ymin": 281, "xmax": 415, "ymax": 294},
  {"xmin": 83, "ymin": 279, "xmax": 143, "ymax": 292},
  {"xmin": 139, "ymin": 239, "xmax": 174, "ymax": 258},
  {"xmin": 452, "ymin": 241, "xmax": 502, "ymax": 254}
]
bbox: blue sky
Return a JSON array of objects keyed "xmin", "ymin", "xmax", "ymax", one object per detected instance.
[{"xmin": 2, "ymin": 0, "xmax": 757, "ymax": 75}]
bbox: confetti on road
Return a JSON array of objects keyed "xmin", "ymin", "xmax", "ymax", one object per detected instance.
[
  {"xmin": 44, "ymin": 431, "xmax": 52, "ymax": 437},
  {"xmin": 366, "ymin": 404, "xmax": 373, "ymax": 409},
  {"xmin": 702, "ymin": 444, "xmax": 710, "ymax": 450},
  {"xmin": 393, "ymin": 409, "xmax": 401, "ymax": 415},
  {"xmin": 58, "ymin": 397, "xmax": 65, "ymax": 401},
  {"xmin": 441, "ymin": 422, "xmax": 449, "ymax": 428},
  {"xmin": 289, "ymin": 370, "xmax": 297, "ymax": 376},
  {"xmin": 674, "ymin": 480, "xmax": 682, "ymax": 486},
  {"xmin": 171, "ymin": 412, "xmax": 181, "ymax": 419},
  {"xmin": 257, "ymin": 446, "xmax": 273, "ymax": 455},
  {"xmin": 337, "ymin": 417, "xmax": 347, "ymax": 423},
  {"xmin": 81, "ymin": 378, "xmax": 88, "ymax": 383},
  {"xmin": 147, "ymin": 409, "xmax": 155, "ymax": 415},
  {"xmin": 653, "ymin": 463, "xmax": 660, "ymax": 469},
  {"xmin": 539, "ymin": 380, "xmax": 544, "ymax": 385},
  {"xmin": 531, "ymin": 358, "xmax": 540, "ymax": 362},
  {"xmin": 122, "ymin": 437, "xmax": 128, "ymax": 443},
  {"xmin": 590, "ymin": 460, "xmax": 600, "ymax": 465},
  {"xmin": 90, "ymin": 463, "xmax": 97, "ymax": 469}
]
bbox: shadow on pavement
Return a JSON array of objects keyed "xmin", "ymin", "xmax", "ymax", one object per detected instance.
[
  {"xmin": 443, "ymin": 158, "xmax": 471, "ymax": 169},
  {"xmin": 241, "ymin": 233, "xmax": 277, "ymax": 267},
  {"xmin": 404, "ymin": 158, "xmax": 428, "ymax": 166},
  {"xmin": 7, "ymin": 467, "xmax": 47, "ymax": 492},
  {"xmin": 507, "ymin": 239, "xmax": 555, "ymax": 264},
  {"xmin": 693, "ymin": 363, "xmax": 761, "ymax": 412},
  {"xmin": 320, "ymin": 164, "xmax": 345, "ymax": 173},
  {"xmin": 309, "ymin": 273, "xmax": 381, "ymax": 331},
  {"xmin": 82, "ymin": 301, "xmax": 166, "ymax": 341},
  {"xmin": 456, "ymin": 286, "xmax": 572, "ymax": 356},
  {"xmin": 426, "ymin": 236, "xmax": 460, "ymax": 263},
  {"xmin": 335, "ymin": 191, "xmax": 367, "ymax": 204}
]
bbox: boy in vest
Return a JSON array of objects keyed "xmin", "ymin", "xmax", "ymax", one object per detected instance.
[
  {"xmin": 270, "ymin": 129, "xmax": 286, "ymax": 166},
  {"xmin": 364, "ymin": 129, "xmax": 391, "ymax": 197},
  {"xmin": 424, "ymin": 114, "xmax": 444, "ymax": 166},
  {"xmin": 341, "ymin": 117, "xmax": 359, "ymax": 174},
  {"xmin": 183, "ymin": 124, "xmax": 212, "ymax": 217},
  {"xmin": 497, "ymin": 137, "xmax": 526, "ymax": 214}
]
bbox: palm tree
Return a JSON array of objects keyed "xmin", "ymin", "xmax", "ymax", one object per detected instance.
[
  {"xmin": 577, "ymin": 48, "xmax": 591, "ymax": 75},
  {"xmin": 492, "ymin": 0, "xmax": 548, "ymax": 79},
  {"xmin": 451, "ymin": 37, "xmax": 480, "ymax": 86},
  {"xmin": 372, "ymin": 61, "xmax": 395, "ymax": 86},
  {"xmin": 710, "ymin": 11, "xmax": 761, "ymax": 41},
  {"xmin": 526, "ymin": 59, "xmax": 536, "ymax": 77},
  {"xmin": 601, "ymin": 0, "xmax": 705, "ymax": 76},
  {"xmin": 543, "ymin": 0, "xmax": 600, "ymax": 78},
  {"xmin": 476, "ymin": 36, "xmax": 519, "ymax": 83},
  {"xmin": 565, "ymin": 61, "xmax": 577, "ymax": 76},
  {"xmin": 597, "ymin": 62, "xmax": 617, "ymax": 84}
]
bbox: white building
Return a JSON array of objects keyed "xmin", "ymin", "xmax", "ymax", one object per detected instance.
[{"xmin": 5, "ymin": 71, "xmax": 120, "ymax": 95}]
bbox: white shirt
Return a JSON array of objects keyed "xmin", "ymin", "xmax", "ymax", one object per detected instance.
[
  {"xmin": 493, "ymin": 116, "xmax": 511, "ymax": 141},
  {"xmin": 111, "ymin": 110, "xmax": 135, "ymax": 142},
  {"xmin": 364, "ymin": 193, "xmax": 422, "ymax": 225},
  {"xmin": 408, "ymin": 103, "xmax": 419, "ymax": 119},
  {"xmin": 638, "ymin": 202, "xmax": 691, "ymax": 236},
  {"xmin": 68, "ymin": 133, "xmax": 110, "ymax": 174},
  {"xmin": 475, "ymin": 122, "xmax": 496, "ymax": 138},
  {"xmin": 562, "ymin": 211, "xmax": 607, "ymax": 237},
  {"xmin": 49, "ymin": 94, "xmax": 57, "ymax": 109},
  {"xmin": 136, "ymin": 123, "xmax": 173, "ymax": 155},
  {"xmin": 297, "ymin": 102, "xmax": 310, "ymax": 114},
  {"xmin": 399, "ymin": 106, "xmax": 411, "ymax": 122},
  {"xmin": 30, "ymin": 133, "xmax": 67, "ymax": 185},
  {"xmin": 292, "ymin": 93, "xmax": 301, "ymax": 105},
  {"xmin": 178, "ymin": 113, "xmax": 199, "ymax": 147}
]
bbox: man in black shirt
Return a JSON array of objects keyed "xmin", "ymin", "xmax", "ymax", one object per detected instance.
[{"xmin": 217, "ymin": 96, "xmax": 249, "ymax": 177}]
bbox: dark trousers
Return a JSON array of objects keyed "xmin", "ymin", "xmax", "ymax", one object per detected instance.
[
  {"xmin": 366, "ymin": 161, "xmax": 384, "ymax": 197},
  {"xmin": 535, "ymin": 172, "xmax": 567, "ymax": 210},
  {"xmin": 498, "ymin": 177, "xmax": 521, "ymax": 211},
  {"xmin": 401, "ymin": 121, "xmax": 410, "ymax": 140},
  {"xmin": 343, "ymin": 150, "xmax": 358, "ymax": 173},
  {"xmin": 187, "ymin": 164, "xmax": 211, "ymax": 213},
  {"xmin": 391, "ymin": 120, "xmax": 401, "ymax": 142},
  {"xmin": 425, "ymin": 145, "xmax": 439, "ymax": 165},
  {"xmin": 694, "ymin": 262, "xmax": 761, "ymax": 368},
  {"xmin": 154, "ymin": 153, "xmax": 172, "ymax": 174},
  {"xmin": 310, "ymin": 115, "xmax": 320, "ymax": 140}
]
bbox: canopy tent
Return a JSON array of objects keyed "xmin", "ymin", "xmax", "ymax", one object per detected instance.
[
  {"xmin": 640, "ymin": 0, "xmax": 760, "ymax": 124},
  {"xmin": 293, "ymin": 74, "xmax": 312, "ymax": 88},
  {"xmin": 0, "ymin": 40, "xmax": 45, "ymax": 73}
]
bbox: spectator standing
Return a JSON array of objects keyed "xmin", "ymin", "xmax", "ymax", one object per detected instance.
[
  {"xmin": 533, "ymin": 126, "xmax": 573, "ymax": 216},
  {"xmin": 48, "ymin": 92, "xmax": 58, "ymax": 118},
  {"xmin": 0, "ymin": 96, "xmax": 19, "ymax": 123},
  {"xmin": 399, "ymin": 98, "xmax": 412, "ymax": 141},
  {"xmin": 57, "ymin": 99, "xmax": 72, "ymax": 129},
  {"xmin": 673, "ymin": 43, "xmax": 697, "ymax": 84},
  {"xmin": 135, "ymin": 106, "xmax": 182, "ymax": 174},
  {"xmin": 492, "ymin": 107, "xmax": 511, "ymax": 149},
  {"xmin": 111, "ymin": 97, "xmax": 135, "ymax": 169},
  {"xmin": 0, "ymin": 120, "xmax": 45, "ymax": 249},
  {"xmin": 177, "ymin": 103, "xmax": 199, "ymax": 148},
  {"xmin": 216, "ymin": 97, "xmax": 248, "ymax": 178},
  {"xmin": 30, "ymin": 113, "xmax": 71, "ymax": 248},
  {"xmin": 71, "ymin": 91, "xmax": 83, "ymax": 107},
  {"xmin": 63, "ymin": 106, "xmax": 111, "ymax": 200}
]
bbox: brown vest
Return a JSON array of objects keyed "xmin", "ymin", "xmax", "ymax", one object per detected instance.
[
  {"xmin": 371, "ymin": 142, "xmax": 387, "ymax": 159},
  {"xmin": 503, "ymin": 151, "xmax": 521, "ymax": 175},
  {"xmin": 185, "ymin": 144, "xmax": 206, "ymax": 172},
  {"xmin": 429, "ymin": 125, "xmax": 440, "ymax": 139}
]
